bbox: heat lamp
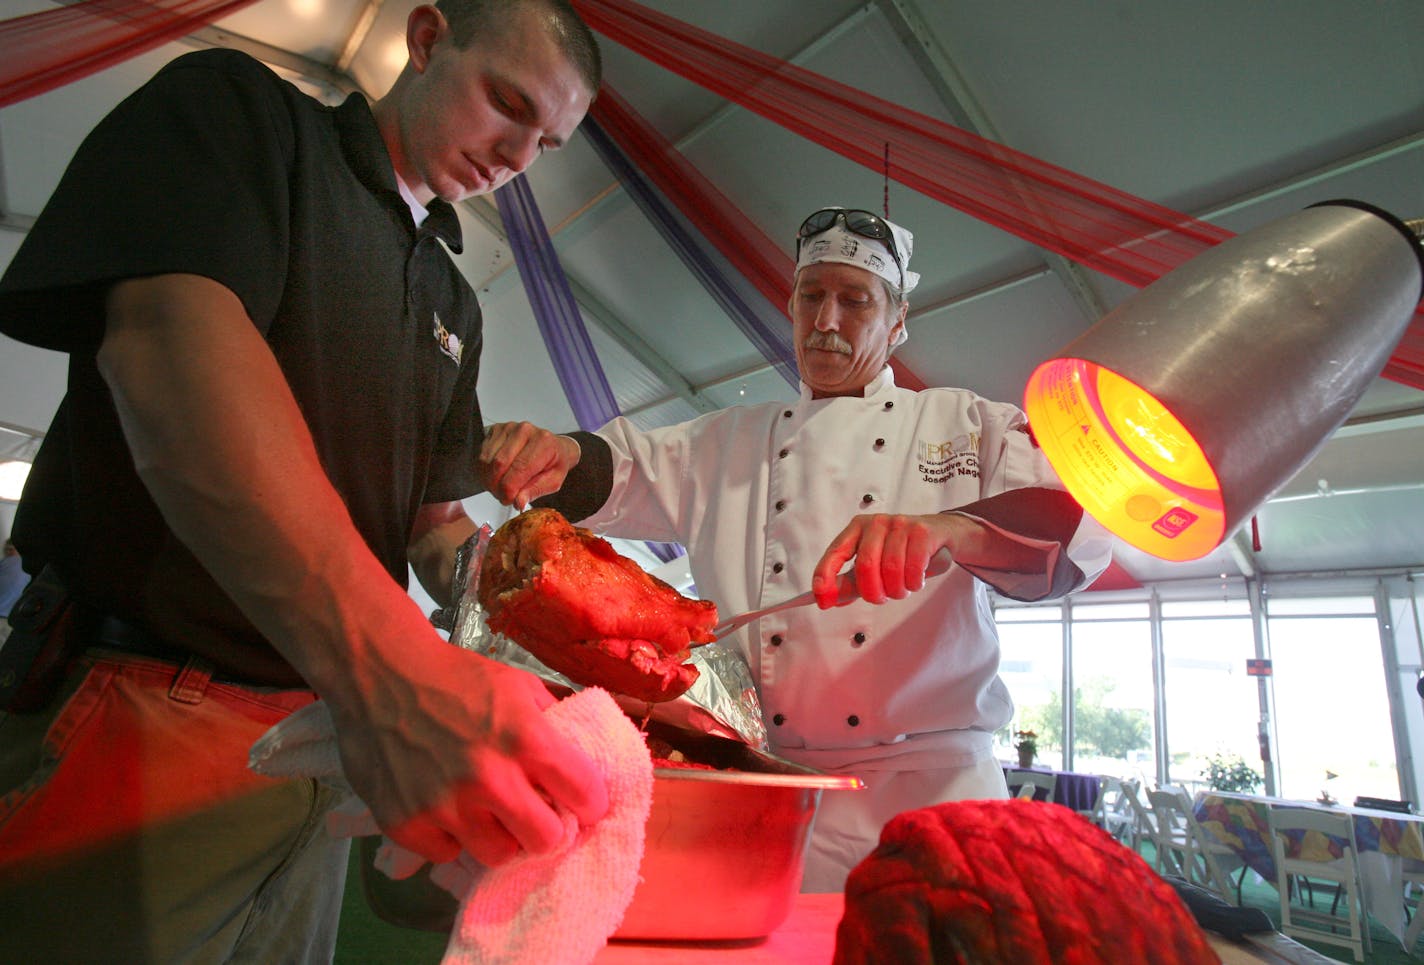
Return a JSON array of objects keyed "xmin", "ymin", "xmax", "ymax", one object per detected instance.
[{"xmin": 1024, "ymin": 201, "xmax": 1424, "ymax": 562}]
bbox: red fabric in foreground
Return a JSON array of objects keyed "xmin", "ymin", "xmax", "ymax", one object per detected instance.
[
  {"xmin": 834, "ymin": 799, "xmax": 1219, "ymax": 965},
  {"xmin": 0, "ymin": 0, "xmax": 261, "ymax": 108},
  {"xmin": 573, "ymin": 0, "xmax": 1424, "ymax": 390}
]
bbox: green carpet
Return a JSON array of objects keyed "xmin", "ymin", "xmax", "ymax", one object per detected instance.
[
  {"xmin": 335, "ymin": 843, "xmax": 446, "ymax": 965},
  {"xmin": 1139, "ymin": 841, "xmax": 1419, "ymax": 965}
]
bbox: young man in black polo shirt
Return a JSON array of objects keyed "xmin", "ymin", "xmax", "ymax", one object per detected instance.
[{"xmin": 0, "ymin": 1, "xmax": 605, "ymax": 960}]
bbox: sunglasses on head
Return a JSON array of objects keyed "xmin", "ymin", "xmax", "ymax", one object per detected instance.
[{"xmin": 796, "ymin": 208, "xmax": 905, "ymax": 289}]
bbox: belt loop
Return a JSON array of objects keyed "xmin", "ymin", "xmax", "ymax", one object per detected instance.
[{"xmin": 169, "ymin": 654, "xmax": 215, "ymax": 704}]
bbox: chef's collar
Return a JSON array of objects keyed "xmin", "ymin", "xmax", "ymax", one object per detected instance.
[{"xmin": 797, "ymin": 365, "xmax": 897, "ymax": 403}]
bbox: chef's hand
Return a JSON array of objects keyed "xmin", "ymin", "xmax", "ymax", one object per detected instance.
[
  {"xmin": 330, "ymin": 640, "xmax": 608, "ymax": 869},
  {"xmin": 479, "ymin": 421, "xmax": 580, "ymax": 509},
  {"xmin": 813, "ymin": 512, "xmax": 976, "ymax": 608}
]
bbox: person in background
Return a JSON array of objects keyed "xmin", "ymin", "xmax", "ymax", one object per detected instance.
[
  {"xmin": 480, "ymin": 206, "xmax": 1113, "ymax": 892},
  {"xmin": 0, "ymin": 1, "xmax": 606, "ymax": 960},
  {"xmin": 0, "ymin": 539, "xmax": 28, "ymax": 633}
]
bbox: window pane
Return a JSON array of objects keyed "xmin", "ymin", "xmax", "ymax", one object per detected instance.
[
  {"xmin": 997, "ymin": 622, "xmax": 1063, "ymax": 770},
  {"xmin": 1268, "ymin": 597, "xmax": 1374, "ymax": 616},
  {"xmin": 1268, "ymin": 613, "xmax": 1396, "ymax": 803},
  {"xmin": 1161, "ymin": 616, "xmax": 1262, "ymax": 796},
  {"xmin": 1071, "ymin": 603, "xmax": 1149, "ymax": 621},
  {"xmin": 1162, "ymin": 599, "xmax": 1251, "ymax": 618},
  {"xmin": 995, "ymin": 605, "xmax": 1061, "ymax": 623},
  {"xmin": 1070, "ymin": 619, "xmax": 1154, "ymax": 786}
]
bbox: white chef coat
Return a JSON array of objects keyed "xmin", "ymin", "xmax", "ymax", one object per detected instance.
[{"xmin": 581, "ymin": 367, "xmax": 1111, "ymax": 774}]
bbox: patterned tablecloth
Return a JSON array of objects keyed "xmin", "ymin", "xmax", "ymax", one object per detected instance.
[{"xmin": 1194, "ymin": 790, "xmax": 1424, "ymax": 943}]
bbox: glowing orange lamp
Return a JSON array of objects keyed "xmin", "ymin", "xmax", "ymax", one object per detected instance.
[{"xmin": 1025, "ymin": 201, "xmax": 1423, "ymax": 561}]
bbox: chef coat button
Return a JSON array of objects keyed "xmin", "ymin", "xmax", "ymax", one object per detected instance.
[
  {"xmin": 783, "ymin": 409, "xmax": 793, "ymax": 418},
  {"xmin": 884, "ymin": 401, "xmax": 894, "ymax": 410},
  {"xmin": 861, "ymin": 493, "xmax": 874, "ymax": 505},
  {"xmin": 773, "ymin": 713, "xmax": 786, "ymax": 726},
  {"xmin": 847, "ymin": 714, "xmax": 861, "ymax": 727},
  {"xmin": 779, "ymin": 448, "xmax": 789, "ymax": 459},
  {"xmin": 775, "ymin": 500, "xmax": 786, "ymax": 512},
  {"xmin": 853, "ymin": 632, "xmax": 866, "ymax": 646},
  {"xmin": 773, "ymin": 562, "xmax": 784, "ymax": 574},
  {"xmin": 770, "ymin": 634, "xmax": 783, "ymax": 646},
  {"xmin": 874, "ymin": 438, "xmax": 885, "ymax": 448}
]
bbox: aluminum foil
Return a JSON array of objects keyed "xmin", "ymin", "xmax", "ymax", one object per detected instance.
[{"xmin": 433, "ymin": 522, "xmax": 767, "ymax": 750}]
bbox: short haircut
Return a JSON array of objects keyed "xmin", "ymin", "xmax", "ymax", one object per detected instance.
[{"xmin": 435, "ymin": 0, "xmax": 602, "ymax": 94}]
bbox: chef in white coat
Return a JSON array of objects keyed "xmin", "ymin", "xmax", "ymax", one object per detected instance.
[{"xmin": 481, "ymin": 206, "xmax": 1112, "ymax": 891}]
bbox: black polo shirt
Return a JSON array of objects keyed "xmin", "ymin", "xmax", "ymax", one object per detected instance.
[{"xmin": 0, "ymin": 50, "xmax": 485, "ymax": 685}]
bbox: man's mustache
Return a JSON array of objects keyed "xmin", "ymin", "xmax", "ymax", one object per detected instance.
[{"xmin": 804, "ymin": 331, "xmax": 852, "ymax": 355}]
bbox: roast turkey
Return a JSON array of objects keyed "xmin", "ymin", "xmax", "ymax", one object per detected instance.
[{"xmin": 477, "ymin": 508, "xmax": 718, "ymax": 703}]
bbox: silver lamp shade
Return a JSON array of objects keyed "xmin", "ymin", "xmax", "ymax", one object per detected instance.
[{"xmin": 1024, "ymin": 201, "xmax": 1423, "ymax": 562}]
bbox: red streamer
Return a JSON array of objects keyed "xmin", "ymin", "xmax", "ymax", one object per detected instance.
[
  {"xmin": 592, "ymin": 86, "xmax": 926, "ymax": 390},
  {"xmin": 0, "ymin": 0, "xmax": 261, "ymax": 109},
  {"xmin": 572, "ymin": 0, "xmax": 1424, "ymax": 390},
  {"xmin": 0, "ymin": 0, "xmax": 1418, "ymax": 388}
]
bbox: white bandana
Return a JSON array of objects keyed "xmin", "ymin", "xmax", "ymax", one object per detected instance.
[{"xmin": 795, "ymin": 210, "xmax": 919, "ymax": 347}]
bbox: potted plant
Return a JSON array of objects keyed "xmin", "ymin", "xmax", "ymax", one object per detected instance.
[
  {"xmin": 1203, "ymin": 751, "xmax": 1262, "ymax": 794},
  {"xmin": 1015, "ymin": 729, "xmax": 1038, "ymax": 769}
]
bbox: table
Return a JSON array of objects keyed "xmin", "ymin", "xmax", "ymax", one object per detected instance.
[
  {"xmin": 1002, "ymin": 764, "xmax": 1103, "ymax": 811},
  {"xmin": 592, "ymin": 892, "xmax": 1319, "ymax": 963},
  {"xmin": 1194, "ymin": 790, "xmax": 1424, "ymax": 943}
]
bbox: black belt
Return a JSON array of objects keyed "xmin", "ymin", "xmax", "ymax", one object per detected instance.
[{"xmin": 93, "ymin": 616, "xmax": 250, "ymax": 686}]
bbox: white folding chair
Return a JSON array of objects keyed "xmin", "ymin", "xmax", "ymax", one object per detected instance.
[
  {"xmin": 1146, "ymin": 788, "xmax": 1246, "ymax": 904},
  {"xmin": 1119, "ymin": 779, "xmax": 1154, "ymax": 855},
  {"xmin": 1005, "ymin": 769, "xmax": 1057, "ymax": 803},
  {"xmin": 1402, "ymin": 856, "xmax": 1424, "ymax": 953},
  {"xmin": 1267, "ymin": 806, "xmax": 1371, "ymax": 963},
  {"xmin": 1078, "ymin": 775, "xmax": 1136, "ymax": 846}
]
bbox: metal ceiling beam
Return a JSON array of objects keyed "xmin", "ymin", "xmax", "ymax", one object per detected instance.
[
  {"xmin": 0, "ymin": 128, "xmax": 32, "ymax": 234},
  {"xmin": 1227, "ymin": 529, "xmax": 1257, "ymax": 580},
  {"xmin": 40, "ymin": 0, "xmax": 361, "ymax": 98},
  {"xmin": 335, "ymin": 0, "xmax": 387, "ymax": 74},
  {"xmin": 905, "ymin": 127, "xmax": 1424, "ymax": 320},
  {"xmin": 184, "ymin": 25, "xmax": 362, "ymax": 98},
  {"xmin": 0, "ymin": 213, "xmax": 33, "ymax": 235},
  {"xmin": 647, "ymin": 4, "xmax": 878, "ymax": 152},
  {"xmin": 1199, "ymin": 129, "xmax": 1424, "ymax": 222},
  {"xmin": 454, "ymin": 197, "xmax": 713, "ymax": 416},
  {"xmin": 876, "ymin": 0, "xmax": 1109, "ymax": 326},
  {"xmin": 563, "ymin": 275, "xmax": 717, "ymax": 415}
]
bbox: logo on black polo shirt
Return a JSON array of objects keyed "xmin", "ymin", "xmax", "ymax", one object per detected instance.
[
  {"xmin": 433, "ymin": 312, "xmax": 462, "ymax": 365},
  {"xmin": 918, "ymin": 433, "xmax": 980, "ymax": 484}
]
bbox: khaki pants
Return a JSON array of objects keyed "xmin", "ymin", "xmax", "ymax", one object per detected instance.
[{"xmin": 0, "ymin": 651, "xmax": 350, "ymax": 964}]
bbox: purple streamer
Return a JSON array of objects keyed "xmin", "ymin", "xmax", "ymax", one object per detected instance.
[
  {"xmin": 495, "ymin": 175, "xmax": 684, "ymax": 563},
  {"xmin": 496, "ymin": 176, "xmax": 621, "ymax": 431},
  {"xmin": 581, "ymin": 117, "xmax": 798, "ymax": 388}
]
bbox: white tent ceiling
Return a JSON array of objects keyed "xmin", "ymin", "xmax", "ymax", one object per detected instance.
[{"xmin": 1, "ymin": 0, "xmax": 1422, "ymax": 589}]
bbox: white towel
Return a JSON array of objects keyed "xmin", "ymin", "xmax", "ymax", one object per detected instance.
[{"xmin": 249, "ymin": 687, "xmax": 653, "ymax": 965}]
